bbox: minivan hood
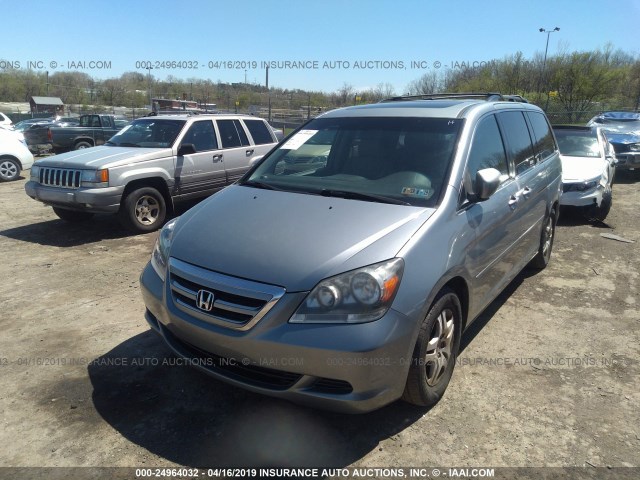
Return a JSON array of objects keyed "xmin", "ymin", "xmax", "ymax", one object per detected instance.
[
  {"xmin": 170, "ymin": 185, "xmax": 434, "ymax": 291},
  {"xmin": 33, "ymin": 146, "xmax": 172, "ymax": 169},
  {"xmin": 560, "ymin": 155, "xmax": 606, "ymax": 182}
]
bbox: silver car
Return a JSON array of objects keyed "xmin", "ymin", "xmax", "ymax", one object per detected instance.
[{"xmin": 140, "ymin": 94, "xmax": 562, "ymax": 413}]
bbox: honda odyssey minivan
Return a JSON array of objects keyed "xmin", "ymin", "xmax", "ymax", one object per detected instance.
[{"xmin": 140, "ymin": 93, "xmax": 562, "ymax": 413}]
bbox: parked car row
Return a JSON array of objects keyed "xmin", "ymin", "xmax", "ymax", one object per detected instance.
[{"xmin": 6, "ymin": 97, "xmax": 640, "ymax": 412}]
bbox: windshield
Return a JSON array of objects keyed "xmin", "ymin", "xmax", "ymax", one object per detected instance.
[
  {"xmin": 554, "ymin": 130, "xmax": 602, "ymax": 158},
  {"xmin": 106, "ymin": 119, "xmax": 186, "ymax": 148},
  {"xmin": 242, "ymin": 117, "xmax": 462, "ymax": 207}
]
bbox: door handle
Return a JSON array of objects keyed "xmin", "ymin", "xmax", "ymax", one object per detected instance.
[
  {"xmin": 508, "ymin": 195, "xmax": 519, "ymax": 209},
  {"xmin": 245, "ymin": 149, "xmax": 254, "ymax": 156},
  {"xmin": 213, "ymin": 154, "xmax": 223, "ymax": 163},
  {"xmin": 520, "ymin": 186, "xmax": 532, "ymax": 198}
]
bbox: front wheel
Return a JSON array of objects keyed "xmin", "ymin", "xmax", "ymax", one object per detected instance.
[
  {"xmin": 118, "ymin": 186, "xmax": 166, "ymax": 233},
  {"xmin": 586, "ymin": 185, "xmax": 612, "ymax": 222},
  {"xmin": 529, "ymin": 206, "xmax": 556, "ymax": 270},
  {"xmin": 402, "ymin": 288, "xmax": 462, "ymax": 408},
  {"xmin": 0, "ymin": 158, "xmax": 21, "ymax": 182},
  {"xmin": 52, "ymin": 207, "xmax": 95, "ymax": 222}
]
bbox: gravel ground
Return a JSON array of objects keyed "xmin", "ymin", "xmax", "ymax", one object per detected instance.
[{"xmin": 0, "ymin": 170, "xmax": 638, "ymax": 476}]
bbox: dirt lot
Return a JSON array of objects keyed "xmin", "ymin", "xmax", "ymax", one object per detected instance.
[{"xmin": 0, "ymin": 171, "xmax": 638, "ymax": 474}]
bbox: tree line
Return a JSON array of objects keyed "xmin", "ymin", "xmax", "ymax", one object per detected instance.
[{"xmin": 1, "ymin": 46, "xmax": 638, "ymax": 122}]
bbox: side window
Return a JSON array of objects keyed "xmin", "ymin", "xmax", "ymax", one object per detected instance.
[
  {"xmin": 526, "ymin": 111, "xmax": 557, "ymax": 161},
  {"xmin": 181, "ymin": 120, "xmax": 217, "ymax": 152},
  {"xmin": 243, "ymin": 119, "xmax": 275, "ymax": 145},
  {"xmin": 497, "ymin": 111, "xmax": 535, "ymax": 175},
  {"xmin": 466, "ymin": 115, "xmax": 509, "ymax": 186},
  {"xmin": 217, "ymin": 119, "xmax": 250, "ymax": 148},
  {"xmin": 102, "ymin": 116, "xmax": 113, "ymax": 128}
]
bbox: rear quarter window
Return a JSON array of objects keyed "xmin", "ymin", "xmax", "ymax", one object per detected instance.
[{"xmin": 243, "ymin": 119, "xmax": 275, "ymax": 145}]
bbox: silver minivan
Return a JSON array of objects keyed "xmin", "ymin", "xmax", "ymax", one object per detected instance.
[{"xmin": 140, "ymin": 94, "xmax": 562, "ymax": 413}]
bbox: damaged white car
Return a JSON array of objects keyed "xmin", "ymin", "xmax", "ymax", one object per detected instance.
[{"xmin": 553, "ymin": 125, "xmax": 616, "ymax": 221}]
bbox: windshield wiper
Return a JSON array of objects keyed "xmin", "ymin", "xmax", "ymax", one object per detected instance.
[
  {"xmin": 241, "ymin": 180, "xmax": 282, "ymax": 191},
  {"xmin": 116, "ymin": 142, "xmax": 140, "ymax": 147},
  {"xmin": 320, "ymin": 189, "xmax": 411, "ymax": 206},
  {"xmin": 104, "ymin": 141, "xmax": 116, "ymax": 146}
]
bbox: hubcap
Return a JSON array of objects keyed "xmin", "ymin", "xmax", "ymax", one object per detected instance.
[
  {"xmin": 0, "ymin": 160, "xmax": 18, "ymax": 180},
  {"xmin": 134, "ymin": 195, "xmax": 159, "ymax": 225},
  {"xmin": 425, "ymin": 308, "xmax": 455, "ymax": 386},
  {"xmin": 542, "ymin": 215, "xmax": 554, "ymax": 260}
]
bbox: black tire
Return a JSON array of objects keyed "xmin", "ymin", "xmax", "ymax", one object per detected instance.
[
  {"xmin": 586, "ymin": 185, "xmax": 612, "ymax": 222},
  {"xmin": 74, "ymin": 141, "xmax": 93, "ymax": 150},
  {"xmin": 52, "ymin": 207, "xmax": 95, "ymax": 222},
  {"xmin": 529, "ymin": 206, "xmax": 556, "ymax": 270},
  {"xmin": 402, "ymin": 288, "xmax": 462, "ymax": 407},
  {"xmin": 118, "ymin": 186, "xmax": 166, "ymax": 233},
  {"xmin": 0, "ymin": 157, "xmax": 21, "ymax": 182}
]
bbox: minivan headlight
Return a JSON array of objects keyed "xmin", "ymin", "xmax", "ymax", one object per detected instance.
[
  {"xmin": 290, "ymin": 258, "xmax": 404, "ymax": 324},
  {"xmin": 150, "ymin": 217, "xmax": 178, "ymax": 281}
]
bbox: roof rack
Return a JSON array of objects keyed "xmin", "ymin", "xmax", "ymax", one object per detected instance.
[{"xmin": 380, "ymin": 92, "xmax": 528, "ymax": 103}]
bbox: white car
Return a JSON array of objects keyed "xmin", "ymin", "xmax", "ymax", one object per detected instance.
[
  {"xmin": 0, "ymin": 127, "xmax": 34, "ymax": 182},
  {"xmin": 0, "ymin": 112, "xmax": 13, "ymax": 129},
  {"xmin": 553, "ymin": 125, "xmax": 615, "ymax": 221}
]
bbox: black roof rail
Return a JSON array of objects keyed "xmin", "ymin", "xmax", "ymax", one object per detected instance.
[
  {"xmin": 551, "ymin": 125, "xmax": 593, "ymax": 130},
  {"xmin": 380, "ymin": 92, "xmax": 528, "ymax": 103}
]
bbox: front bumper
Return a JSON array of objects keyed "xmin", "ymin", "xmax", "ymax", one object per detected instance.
[
  {"xmin": 139, "ymin": 262, "xmax": 417, "ymax": 413},
  {"xmin": 560, "ymin": 185, "xmax": 604, "ymax": 207},
  {"xmin": 614, "ymin": 152, "xmax": 640, "ymax": 169},
  {"xmin": 25, "ymin": 181, "xmax": 123, "ymax": 213}
]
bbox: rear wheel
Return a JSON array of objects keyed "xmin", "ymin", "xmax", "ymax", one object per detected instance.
[
  {"xmin": 529, "ymin": 206, "xmax": 556, "ymax": 270},
  {"xmin": 52, "ymin": 207, "xmax": 95, "ymax": 222},
  {"xmin": 403, "ymin": 288, "xmax": 462, "ymax": 408},
  {"xmin": 118, "ymin": 186, "xmax": 166, "ymax": 233},
  {"xmin": 0, "ymin": 158, "xmax": 20, "ymax": 182}
]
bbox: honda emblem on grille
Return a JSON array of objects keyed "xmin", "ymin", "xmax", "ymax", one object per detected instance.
[{"xmin": 196, "ymin": 289, "xmax": 215, "ymax": 312}]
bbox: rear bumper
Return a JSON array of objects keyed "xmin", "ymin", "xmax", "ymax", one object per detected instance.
[{"xmin": 25, "ymin": 181, "xmax": 123, "ymax": 213}]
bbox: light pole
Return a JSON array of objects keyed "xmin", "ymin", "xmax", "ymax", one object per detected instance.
[
  {"xmin": 539, "ymin": 27, "xmax": 560, "ymax": 109},
  {"xmin": 146, "ymin": 67, "xmax": 153, "ymax": 110}
]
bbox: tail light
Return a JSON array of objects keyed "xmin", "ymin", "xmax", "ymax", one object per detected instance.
[{"xmin": 47, "ymin": 129, "xmax": 52, "ymax": 141}]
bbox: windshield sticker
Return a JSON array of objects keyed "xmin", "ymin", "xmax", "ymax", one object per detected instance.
[
  {"xmin": 402, "ymin": 187, "xmax": 433, "ymax": 198},
  {"xmin": 281, "ymin": 129, "xmax": 318, "ymax": 150}
]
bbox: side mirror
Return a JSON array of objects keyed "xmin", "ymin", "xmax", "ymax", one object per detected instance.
[
  {"xmin": 248, "ymin": 155, "xmax": 264, "ymax": 167},
  {"xmin": 606, "ymin": 155, "xmax": 618, "ymax": 165},
  {"xmin": 178, "ymin": 143, "xmax": 196, "ymax": 156},
  {"xmin": 475, "ymin": 168, "xmax": 502, "ymax": 201}
]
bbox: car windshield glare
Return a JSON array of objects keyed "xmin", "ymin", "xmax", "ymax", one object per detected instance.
[
  {"xmin": 244, "ymin": 116, "xmax": 462, "ymax": 207},
  {"xmin": 554, "ymin": 131, "xmax": 601, "ymax": 158},
  {"xmin": 107, "ymin": 119, "xmax": 186, "ymax": 148}
]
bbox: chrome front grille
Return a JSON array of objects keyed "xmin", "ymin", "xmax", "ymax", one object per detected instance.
[
  {"xmin": 39, "ymin": 167, "xmax": 82, "ymax": 189},
  {"xmin": 168, "ymin": 257, "xmax": 285, "ymax": 331}
]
